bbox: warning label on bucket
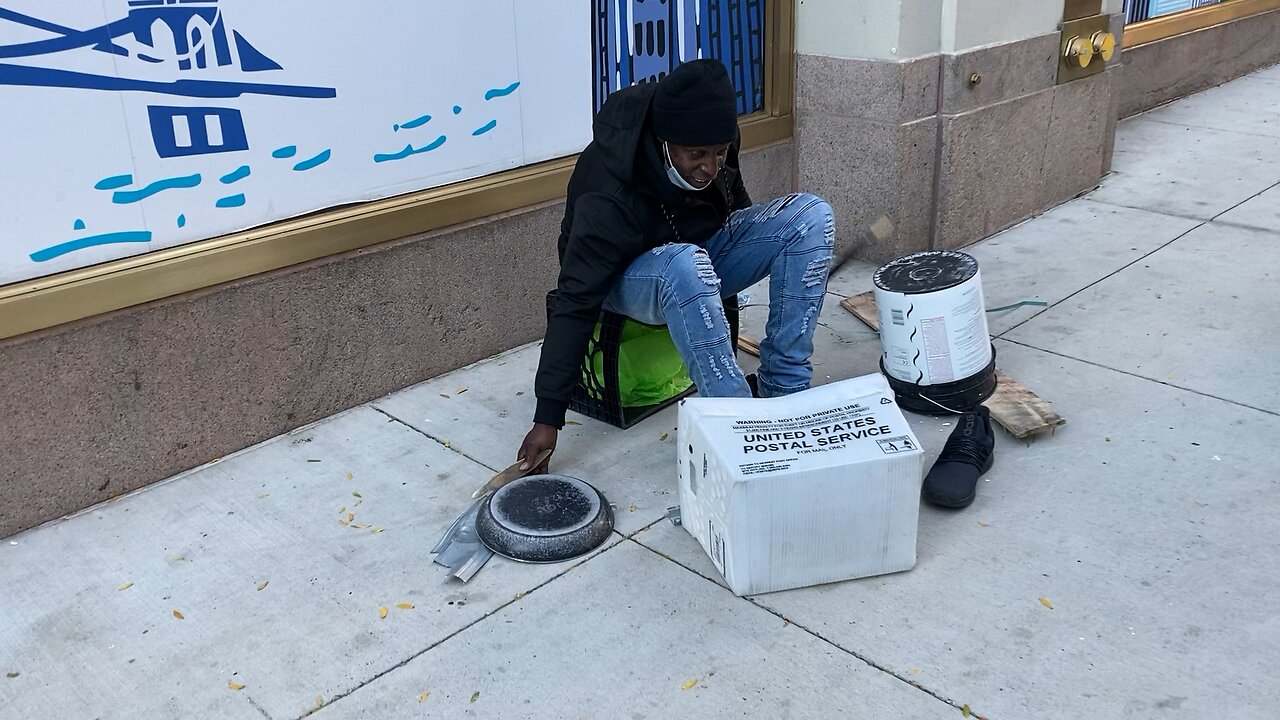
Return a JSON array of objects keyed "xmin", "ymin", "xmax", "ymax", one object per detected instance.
[{"xmin": 922, "ymin": 316, "xmax": 955, "ymax": 383}]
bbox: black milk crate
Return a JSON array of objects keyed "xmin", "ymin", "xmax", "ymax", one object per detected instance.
[{"xmin": 546, "ymin": 291, "xmax": 740, "ymax": 429}]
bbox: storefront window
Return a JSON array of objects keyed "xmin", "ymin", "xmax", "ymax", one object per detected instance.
[{"xmin": 1125, "ymin": 0, "xmax": 1231, "ymax": 23}]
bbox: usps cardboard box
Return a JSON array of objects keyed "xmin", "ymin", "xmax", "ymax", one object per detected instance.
[{"xmin": 676, "ymin": 373, "xmax": 924, "ymax": 596}]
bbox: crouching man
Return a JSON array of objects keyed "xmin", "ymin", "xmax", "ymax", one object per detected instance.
[{"xmin": 517, "ymin": 60, "xmax": 835, "ymax": 472}]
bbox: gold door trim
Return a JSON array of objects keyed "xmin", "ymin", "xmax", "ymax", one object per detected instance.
[{"xmin": 1125, "ymin": 0, "xmax": 1280, "ymax": 48}]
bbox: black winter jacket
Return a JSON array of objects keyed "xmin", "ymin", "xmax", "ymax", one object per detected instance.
[{"xmin": 533, "ymin": 83, "xmax": 752, "ymax": 427}]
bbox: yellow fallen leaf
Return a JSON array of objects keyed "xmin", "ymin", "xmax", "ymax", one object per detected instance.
[
  {"xmin": 1039, "ymin": 597, "xmax": 1054, "ymax": 610},
  {"xmin": 118, "ymin": 582, "xmax": 133, "ymax": 591},
  {"xmin": 345, "ymin": 472, "xmax": 354, "ymax": 480},
  {"xmin": 470, "ymin": 691, "xmax": 480, "ymax": 703},
  {"xmin": 962, "ymin": 704, "xmax": 972, "ymax": 718},
  {"xmin": 338, "ymin": 506, "xmax": 346, "ymax": 514},
  {"xmin": 397, "ymin": 602, "xmax": 415, "ymax": 610},
  {"xmin": 628, "ymin": 504, "xmax": 637, "ymax": 513},
  {"xmin": 347, "ymin": 513, "xmax": 355, "ymax": 522},
  {"xmin": 316, "ymin": 694, "xmax": 324, "ymax": 708},
  {"xmin": 352, "ymin": 491, "xmax": 361, "ymax": 498},
  {"xmin": 440, "ymin": 393, "xmax": 450, "ymax": 399},
  {"xmin": 456, "ymin": 387, "xmax": 468, "ymax": 394},
  {"xmin": 353, "ymin": 524, "xmax": 370, "ymax": 529},
  {"xmin": 514, "ymin": 592, "xmax": 527, "ymax": 600},
  {"xmin": 907, "ymin": 667, "xmax": 919, "ymax": 677},
  {"xmin": 659, "ymin": 432, "xmax": 669, "ymax": 441},
  {"xmin": 977, "ymin": 520, "xmax": 990, "ymax": 527},
  {"xmin": 228, "ymin": 681, "xmax": 245, "ymax": 691},
  {"xmin": 338, "ymin": 519, "xmax": 349, "ymax": 526},
  {"xmin": 681, "ymin": 678, "xmax": 698, "ymax": 691},
  {"xmin": 256, "ymin": 581, "xmax": 269, "ymax": 591},
  {"xmin": 417, "ymin": 690, "xmax": 430, "ymax": 703},
  {"xmin": 256, "ymin": 492, "xmax": 270, "ymax": 499},
  {"xmin": 565, "ymin": 420, "xmax": 582, "ymax": 426},
  {"xmin": 172, "ymin": 610, "xmax": 185, "ymax": 620},
  {"xmin": 443, "ymin": 441, "xmax": 452, "ymax": 449},
  {"xmin": 371, "ymin": 527, "xmax": 384, "ymax": 533},
  {"xmin": 379, "ymin": 606, "xmax": 388, "ymax": 619}
]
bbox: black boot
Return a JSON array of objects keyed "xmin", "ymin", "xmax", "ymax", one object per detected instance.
[{"xmin": 922, "ymin": 405, "xmax": 994, "ymax": 509}]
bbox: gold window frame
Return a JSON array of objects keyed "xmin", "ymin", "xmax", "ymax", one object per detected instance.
[
  {"xmin": 0, "ymin": 1, "xmax": 795, "ymax": 341},
  {"xmin": 1125, "ymin": 0, "xmax": 1280, "ymax": 47}
]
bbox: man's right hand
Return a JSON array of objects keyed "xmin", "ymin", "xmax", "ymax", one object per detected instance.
[{"xmin": 517, "ymin": 423, "xmax": 558, "ymax": 475}]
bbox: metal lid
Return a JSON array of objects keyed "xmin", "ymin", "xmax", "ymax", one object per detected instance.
[
  {"xmin": 873, "ymin": 251, "xmax": 978, "ymax": 295},
  {"xmin": 488, "ymin": 475, "xmax": 602, "ymax": 538}
]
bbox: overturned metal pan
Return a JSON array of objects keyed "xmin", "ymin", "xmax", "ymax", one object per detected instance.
[{"xmin": 476, "ymin": 474, "xmax": 614, "ymax": 563}]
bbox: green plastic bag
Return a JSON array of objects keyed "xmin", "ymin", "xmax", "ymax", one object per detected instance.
[{"xmin": 587, "ymin": 319, "xmax": 693, "ymax": 407}]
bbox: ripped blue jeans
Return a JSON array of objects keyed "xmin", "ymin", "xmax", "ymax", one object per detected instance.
[{"xmin": 602, "ymin": 193, "xmax": 835, "ymax": 398}]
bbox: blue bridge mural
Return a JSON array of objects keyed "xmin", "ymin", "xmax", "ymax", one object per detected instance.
[{"xmin": 0, "ymin": 0, "xmax": 336, "ymax": 159}]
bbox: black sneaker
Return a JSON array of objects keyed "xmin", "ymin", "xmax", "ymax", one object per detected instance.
[{"xmin": 922, "ymin": 405, "xmax": 994, "ymax": 508}]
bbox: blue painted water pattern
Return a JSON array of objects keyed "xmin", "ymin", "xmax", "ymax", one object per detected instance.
[
  {"xmin": 177, "ymin": 214, "xmax": 187, "ymax": 228},
  {"xmin": 112, "ymin": 173, "xmax": 201, "ymax": 204},
  {"xmin": 397, "ymin": 114, "xmax": 432, "ymax": 131},
  {"xmin": 452, "ymin": 105, "xmax": 462, "ymax": 115},
  {"xmin": 94, "ymin": 173, "xmax": 132, "ymax": 190},
  {"xmin": 472, "ymin": 120, "xmax": 497, "ymax": 136},
  {"xmin": 73, "ymin": 218, "xmax": 85, "ymax": 230},
  {"xmin": 373, "ymin": 135, "xmax": 447, "ymax": 163},
  {"xmin": 30, "ymin": 230, "xmax": 152, "ymax": 262},
  {"xmin": 484, "ymin": 82, "xmax": 520, "ymax": 100},
  {"xmin": 216, "ymin": 194, "xmax": 246, "ymax": 208},
  {"xmin": 220, "ymin": 165, "xmax": 251, "ymax": 184},
  {"xmin": 374, "ymin": 145, "xmax": 416, "ymax": 163},
  {"xmin": 293, "ymin": 149, "xmax": 331, "ymax": 172},
  {"xmin": 272, "ymin": 145, "xmax": 297, "ymax": 159}
]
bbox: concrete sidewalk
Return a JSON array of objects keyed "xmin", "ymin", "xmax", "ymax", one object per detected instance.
[{"xmin": 4, "ymin": 64, "xmax": 1280, "ymax": 719}]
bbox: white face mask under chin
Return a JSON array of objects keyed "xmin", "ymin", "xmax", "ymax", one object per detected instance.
[{"xmin": 664, "ymin": 142, "xmax": 712, "ymax": 192}]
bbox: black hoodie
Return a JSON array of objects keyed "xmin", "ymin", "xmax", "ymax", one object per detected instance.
[{"xmin": 533, "ymin": 83, "xmax": 752, "ymax": 428}]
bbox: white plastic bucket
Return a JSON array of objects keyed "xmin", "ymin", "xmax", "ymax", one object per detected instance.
[{"xmin": 872, "ymin": 252, "xmax": 994, "ymax": 412}]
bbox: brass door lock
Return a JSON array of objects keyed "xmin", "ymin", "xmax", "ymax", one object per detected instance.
[
  {"xmin": 1058, "ymin": 14, "xmax": 1112, "ymax": 83},
  {"xmin": 1064, "ymin": 35, "xmax": 1095, "ymax": 68},
  {"xmin": 1091, "ymin": 31, "xmax": 1116, "ymax": 62}
]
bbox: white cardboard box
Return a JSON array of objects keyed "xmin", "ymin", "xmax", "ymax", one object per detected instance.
[{"xmin": 676, "ymin": 373, "xmax": 925, "ymax": 596}]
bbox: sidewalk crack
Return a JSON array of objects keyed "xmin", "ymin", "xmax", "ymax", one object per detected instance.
[
  {"xmin": 997, "ymin": 338, "xmax": 1280, "ymax": 418},
  {"xmin": 245, "ymin": 693, "xmax": 273, "ymax": 720},
  {"xmin": 295, "ymin": 536, "xmax": 625, "ymax": 719},
  {"xmin": 626, "ymin": 534, "xmax": 979, "ymax": 717},
  {"xmin": 371, "ymin": 406, "xmax": 498, "ymax": 474},
  {"xmin": 998, "ymin": 177, "xmax": 1280, "ymax": 341},
  {"xmin": 1135, "ymin": 115, "xmax": 1280, "ymax": 142}
]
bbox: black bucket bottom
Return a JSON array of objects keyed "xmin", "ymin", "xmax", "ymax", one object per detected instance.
[{"xmin": 880, "ymin": 345, "xmax": 997, "ymax": 416}]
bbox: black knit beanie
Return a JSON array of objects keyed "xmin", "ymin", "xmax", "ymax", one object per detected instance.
[{"xmin": 651, "ymin": 60, "xmax": 738, "ymax": 146}]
